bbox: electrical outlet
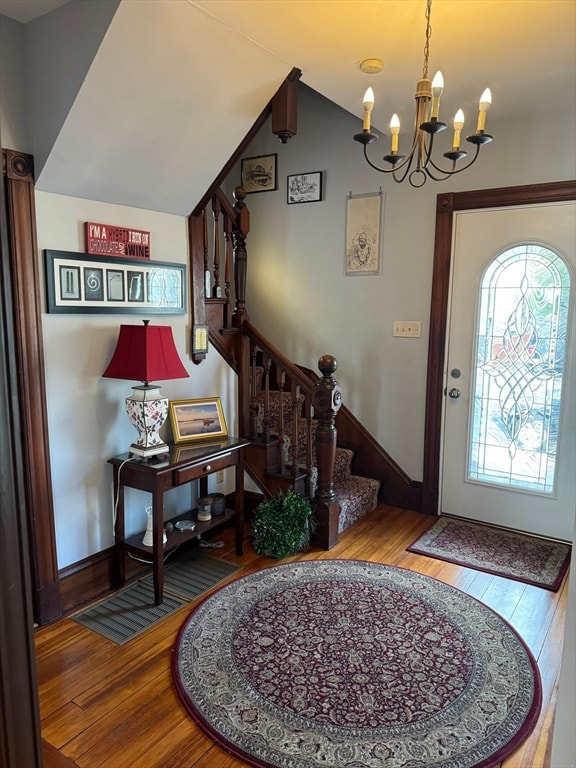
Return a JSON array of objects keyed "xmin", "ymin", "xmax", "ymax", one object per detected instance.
[
  {"xmin": 393, "ymin": 320, "xmax": 421, "ymax": 338},
  {"xmin": 216, "ymin": 470, "xmax": 224, "ymax": 484}
]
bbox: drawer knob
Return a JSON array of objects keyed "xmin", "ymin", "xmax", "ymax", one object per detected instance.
[{"xmin": 204, "ymin": 464, "xmax": 211, "ymax": 472}]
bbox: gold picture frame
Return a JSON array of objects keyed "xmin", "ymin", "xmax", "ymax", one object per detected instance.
[{"xmin": 169, "ymin": 398, "xmax": 228, "ymax": 444}]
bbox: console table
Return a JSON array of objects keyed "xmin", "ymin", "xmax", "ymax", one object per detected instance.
[{"xmin": 108, "ymin": 436, "xmax": 250, "ymax": 604}]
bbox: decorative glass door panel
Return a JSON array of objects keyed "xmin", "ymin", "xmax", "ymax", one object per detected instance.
[{"xmin": 469, "ymin": 245, "xmax": 570, "ymax": 494}]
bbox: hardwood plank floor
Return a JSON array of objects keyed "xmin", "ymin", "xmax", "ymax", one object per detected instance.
[{"xmin": 37, "ymin": 506, "xmax": 568, "ymax": 768}]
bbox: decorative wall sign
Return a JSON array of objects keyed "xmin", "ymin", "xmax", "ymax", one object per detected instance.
[
  {"xmin": 84, "ymin": 222, "xmax": 151, "ymax": 259},
  {"xmin": 287, "ymin": 171, "xmax": 322, "ymax": 204},
  {"xmin": 241, "ymin": 154, "xmax": 277, "ymax": 193},
  {"xmin": 345, "ymin": 191, "xmax": 385, "ymax": 276},
  {"xmin": 44, "ymin": 250, "xmax": 185, "ymax": 314}
]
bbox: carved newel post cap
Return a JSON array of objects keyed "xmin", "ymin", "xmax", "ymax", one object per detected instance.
[
  {"xmin": 233, "ymin": 186, "xmax": 247, "ymax": 204},
  {"xmin": 318, "ymin": 355, "xmax": 338, "ymax": 378}
]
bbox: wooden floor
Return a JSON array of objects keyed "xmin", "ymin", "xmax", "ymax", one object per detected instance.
[{"xmin": 36, "ymin": 506, "xmax": 567, "ymax": 768}]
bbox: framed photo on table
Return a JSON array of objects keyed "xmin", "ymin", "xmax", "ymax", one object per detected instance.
[{"xmin": 169, "ymin": 398, "xmax": 228, "ymax": 444}]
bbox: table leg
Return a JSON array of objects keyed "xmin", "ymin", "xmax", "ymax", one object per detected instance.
[
  {"xmin": 153, "ymin": 494, "xmax": 164, "ymax": 604},
  {"xmin": 235, "ymin": 455, "xmax": 244, "ymax": 555},
  {"xmin": 113, "ymin": 473, "xmax": 126, "ymax": 589}
]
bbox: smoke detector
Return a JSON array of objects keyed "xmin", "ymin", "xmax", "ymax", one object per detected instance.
[{"xmin": 360, "ymin": 58, "xmax": 383, "ymax": 74}]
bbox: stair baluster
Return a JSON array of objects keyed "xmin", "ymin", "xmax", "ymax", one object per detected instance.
[
  {"xmin": 249, "ymin": 344, "xmax": 261, "ymax": 440},
  {"xmin": 277, "ymin": 369, "xmax": 287, "ymax": 475},
  {"xmin": 303, "ymin": 397, "xmax": 315, "ymax": 500},
  {"xmin": 261, "ymin": 354, "xmax": 272, "ymax": 443},
  {"xmin": 290, "ymin": 382, "xmax": 301, "ymax": 484},
  {"xmin": 211, "ymin": 196, "xmax": 222, "ymax": 298}
]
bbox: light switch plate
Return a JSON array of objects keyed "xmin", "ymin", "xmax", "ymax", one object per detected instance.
[{"xmin": 393, "ymin": 321, "xmax": 421, "ymax": 337}]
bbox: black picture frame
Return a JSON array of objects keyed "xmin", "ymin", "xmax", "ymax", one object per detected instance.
[
  {"xmin": 44, "ymin": 250, "xmax": 186, "ymax": 314},
  {"xmin": 287, "ymin": 171, "xmax": 323, "ymax": 204},
  {"xmin": 241, "ymin": 154, "xmax": 277, "ymax": 193}
]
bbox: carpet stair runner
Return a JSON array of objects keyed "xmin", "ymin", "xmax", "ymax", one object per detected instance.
[{"xmin": 254, "ymin": 386, "xmax": 380, "ymax": 534}]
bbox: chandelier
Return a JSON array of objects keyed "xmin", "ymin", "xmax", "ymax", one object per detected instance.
[{"xmin": 353, "ymin": 0, "xmax": 493, "ymax": 188}]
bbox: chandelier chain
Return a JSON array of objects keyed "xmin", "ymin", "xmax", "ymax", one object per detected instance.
[{"xmin": 422, "ymin": 0, "xmax": 432, "ymax": 79}]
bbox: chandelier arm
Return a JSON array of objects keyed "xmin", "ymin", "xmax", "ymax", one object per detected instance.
[
  {"xmin": 392, "ymin": 153, "xmax": 418, "ymax": 184},
  {"xmin": 361, "ymin": 145, "xmax": 399, "ymax": 174},
  {"xmin": 362, "ymin": 140, "xmax": 415, "ymax": 176},
  {"xmin": 425, "ymin": 142, "xmax": 482, "ymax": 177}
]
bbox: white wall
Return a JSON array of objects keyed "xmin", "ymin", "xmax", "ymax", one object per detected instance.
[
  {"xmin": 0, "ymin": 14, "xmax": 29, "ymax": 151},
  {"xmin": 235, "ymin": 84, "xmax": 576, "ymax": 481},
  {"xmin": 35, "ymin": 192, "xmax": 237, "ymax": 569}
]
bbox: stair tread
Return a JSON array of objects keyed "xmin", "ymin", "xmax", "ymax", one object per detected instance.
[{"xmin": 251, "ymin": 384, "xmax": 380, "ymax": 538}]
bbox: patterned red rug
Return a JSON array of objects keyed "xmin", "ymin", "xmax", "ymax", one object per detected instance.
[
  {"xmin": 407, "ymin": 517, "xmax": 571, "ymax": 591},
  {"xmin": 173, "ymin": 559, "xmax": 541, "ymax": 768}
]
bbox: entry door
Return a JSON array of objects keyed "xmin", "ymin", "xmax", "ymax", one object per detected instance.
[{"xmin": 441, "ymin": 202, "xmax": 575, "ymax": 541}]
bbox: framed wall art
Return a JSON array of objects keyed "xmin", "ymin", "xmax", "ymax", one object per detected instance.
[
  {"xmin": 44, "ymin": 250, "xmax": 186, "ymax": 314},
  {"xmin": 345, "ymin": 191, "xmax": 385, "ymax": 276},
  {"xmin": 287, "ymin": 171, "xmax": 322, "ymax": 204},
  {"xmin": 169, "ymin": 398, "xmax": 228, "ymax": 444},
  {"xmin": 241, "ymin": 154, "xmax": 277, "ymax": 193}
]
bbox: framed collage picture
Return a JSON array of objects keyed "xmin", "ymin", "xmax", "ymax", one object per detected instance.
[{"xmin": 44, "ymin": 250, "xmax": 186, "ymax": 314}]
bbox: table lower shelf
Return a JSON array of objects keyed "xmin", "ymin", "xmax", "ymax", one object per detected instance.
[{"xmin": 122, "ymin": 507, "xmax": 235, "ymax": 557}]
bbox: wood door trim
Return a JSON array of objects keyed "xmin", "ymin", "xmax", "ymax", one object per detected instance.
[
  {"xmin": 2, "ymin": 149, "xmax": 62, "ymax": 622},
  {"xmin": 422, "ymin": 180, "xmax": 576, "ymax": 516}
]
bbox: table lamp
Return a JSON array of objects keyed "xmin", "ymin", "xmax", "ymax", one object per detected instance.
[{"xmin": 103, "ymin": 319, "xmax": 189, "ymax": 457}]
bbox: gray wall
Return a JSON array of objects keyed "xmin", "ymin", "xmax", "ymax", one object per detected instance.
[{"xmin": 233, "ymin": 84, "xmax": 576, "ymax": 481}]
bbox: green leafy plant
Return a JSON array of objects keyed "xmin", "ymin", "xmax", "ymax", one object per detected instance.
[{"xmin": 251, "ymin": 490, "xmax": 316, "ymax": 559}]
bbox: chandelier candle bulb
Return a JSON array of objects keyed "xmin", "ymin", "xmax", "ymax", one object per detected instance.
[
  {"xmin": 390, "ymin": 114, "xmax": 400, "ymax": 152},
  {"xmin": 452, "ymin": 109, "xmax": 465, "ymax": 150},
  {"xmin": 362, "ymin": 87, "xmax": 374, "ymax": 131},
  {"xmin": 477, "ymin": 88, "xmax": 492, "ymax": 132},
  {"xmin": 431, "ymin": 71, "xmax": 444, "ymax": 119}
]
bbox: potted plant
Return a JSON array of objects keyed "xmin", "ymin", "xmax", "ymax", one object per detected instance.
[{"xmin": 251, "ymin": 490, "xmax": 316, "ymax": 559}]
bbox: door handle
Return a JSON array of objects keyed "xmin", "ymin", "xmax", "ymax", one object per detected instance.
[{"xmin": 448, "ymin": 387, "xmax": 461, "ymax": 399}]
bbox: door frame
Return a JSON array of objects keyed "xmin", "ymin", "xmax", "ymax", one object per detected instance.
[
  {"xmin": 422, "ymin": 180, "xmax": 576, "ymax": 516},
  {"xmin": 2, "ymin": 149, "xmax": 62, "ymax": 623}
]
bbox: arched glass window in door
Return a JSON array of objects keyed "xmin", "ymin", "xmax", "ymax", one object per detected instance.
[{"xmin": 468, "ymin": 244, "xmax": 571, "ymax": 493}]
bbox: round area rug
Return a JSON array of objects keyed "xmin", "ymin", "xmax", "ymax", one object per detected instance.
[{"xmin": 172, "ymin": 560, "xmax": 541, "ymax": 768}]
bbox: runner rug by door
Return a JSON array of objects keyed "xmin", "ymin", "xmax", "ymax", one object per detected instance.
[
  {"xmin": 407, "ymin": 517, "xmax": 571, "ymax": 591},
  {"xmin": 173, "ymin": 559, "xmax": 541, "ymax": 768},
  {"xmin": 72, "ymin": 553, "xmax": 241, "ymax": 644}
]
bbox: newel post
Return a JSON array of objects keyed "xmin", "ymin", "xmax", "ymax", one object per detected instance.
[
  {"xmin": 231, "ymin": 185, "xmax": 250, "ymax": 327},
  {"xmin": 311, "ymin": 355, "xmax": 342, "ymax": 549}
]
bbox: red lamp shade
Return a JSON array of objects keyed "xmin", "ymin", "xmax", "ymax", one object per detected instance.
[{"xmin": 102, "ymin": 320, "xmax": 189, "ymax": 384}]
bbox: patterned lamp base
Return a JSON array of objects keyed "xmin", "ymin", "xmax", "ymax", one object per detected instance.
[{"xmin": 125, "ymin": 385, "xmax": 169, "ymax": 457}]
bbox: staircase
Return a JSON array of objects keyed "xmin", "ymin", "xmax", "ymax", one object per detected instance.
[
  {"xmin": 187, "ymin": 116, "xmax": 422, "ymax": 546},
  {"xmin": 251, "ymin": 367, "xmax": 381, "ymax": 536}
]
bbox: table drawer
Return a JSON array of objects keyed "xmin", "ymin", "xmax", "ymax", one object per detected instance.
[{"xmin": 174, "ymin": 452, "xmax": 234, "ymax": 485}]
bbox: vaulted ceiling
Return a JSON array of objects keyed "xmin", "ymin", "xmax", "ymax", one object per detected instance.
[{"xmin": 2, "ymin": 0, "xmax": 575, "ymax": 215}]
